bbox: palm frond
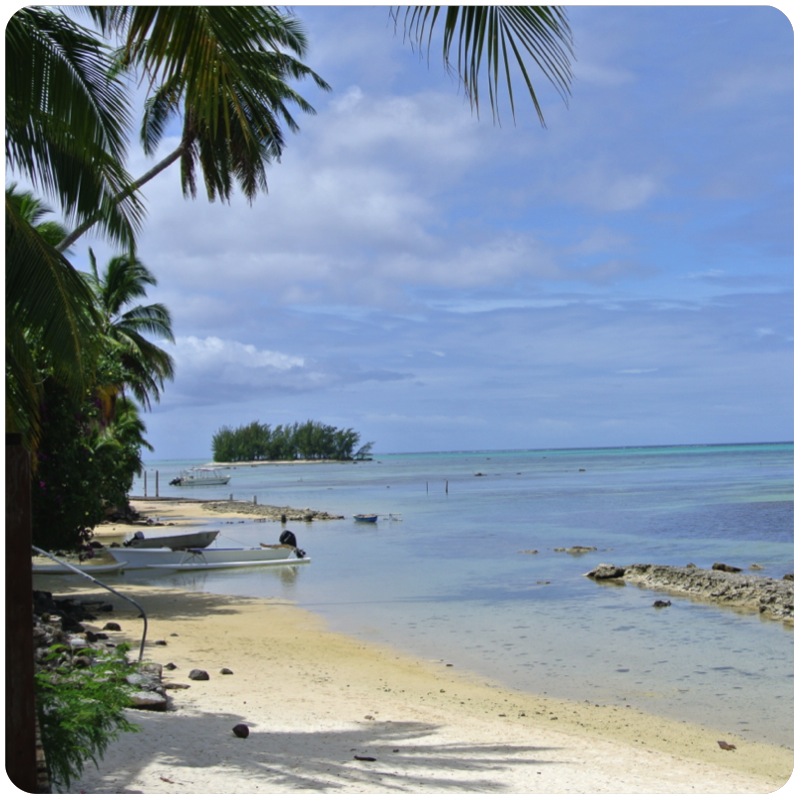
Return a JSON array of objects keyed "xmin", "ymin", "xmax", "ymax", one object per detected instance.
[
  {"xmin": 392, "ymin": 5, "xmax": 573, "ymax": 124},
  {"xmin": 5, "ymin": 7, "xmax": 146, "ymax": 248},
  {"xmin": 105, "ymin": 6, "xmax": 331, "ymax": 203}
]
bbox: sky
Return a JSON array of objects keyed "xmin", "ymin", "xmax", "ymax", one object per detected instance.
[{"xmin": 17, "ymin": 4, "xmax": 797, "ymax": 459}]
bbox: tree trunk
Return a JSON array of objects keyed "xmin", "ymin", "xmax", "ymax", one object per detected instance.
[
  {"xmin": 5, "ymin": 433, "xmax": 38, "ymax": 791},
  {"xmin": 57, "ymin": 145, "xmax": 184, "ymax": 253}
]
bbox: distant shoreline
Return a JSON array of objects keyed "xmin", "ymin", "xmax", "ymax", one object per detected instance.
[{"xmin": 208, "ymin": 458, "xmax": 369, "ymax": 467}]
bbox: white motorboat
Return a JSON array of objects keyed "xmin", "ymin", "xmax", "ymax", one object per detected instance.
[
  {"xmin": 122, "ymin": 528, "xmax": 220, "ymax": 550},
  {"xmin": 169, "ymin": 467, "xmax": 230, "ymax": 487},
  {"xmin": 105, "ymin": 544, "xmax": 309, "ymax": 571}
]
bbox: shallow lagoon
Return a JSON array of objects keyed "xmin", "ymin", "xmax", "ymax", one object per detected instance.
[{"xmin": 126, "ymin": 443, "xmax": 794, "ymax": 747}]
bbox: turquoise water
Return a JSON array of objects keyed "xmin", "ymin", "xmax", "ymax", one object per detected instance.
[{"xmin": 123, "ymin": 443, "xmax": 793, "ymax": 747}]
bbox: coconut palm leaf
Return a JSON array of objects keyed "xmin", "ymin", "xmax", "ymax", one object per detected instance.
[
  {"xmin": 392, "ymin": 5, "xmax": 573, "ymax": 123},
  {"xmin": 59, "ymin": 6, "xmax": 330, "ymax": 250},
  {"xmin": 5, "ymin": 7, "xmax": 145, "ymax": 249},
  {"xmin": 104, "ymin": 6, "xmax": 327, "ymax": 199}
]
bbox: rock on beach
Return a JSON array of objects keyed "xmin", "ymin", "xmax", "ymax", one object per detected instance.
[{"xmin": 585, "ymin": 563, "xmax": 793, "ymax": 622}]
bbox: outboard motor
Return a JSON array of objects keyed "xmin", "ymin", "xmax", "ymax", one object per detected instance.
[
  {"xmin": 279, "ymin": 530, "xmax": 297, "ymax": 547},
  {"xmin": 279, "ymin": 529, "xmax": 306, "ymax": 558},
  {"xmin": 122, "ymin": 530, "xmax": 146, "ymax": 547}
]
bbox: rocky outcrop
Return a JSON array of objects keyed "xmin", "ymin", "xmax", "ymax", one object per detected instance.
[
  {"xmin": 585, "ymin": 563, "xmax": 793, "ymax": 622},
  {"xmin": 200, "ymin": 500, "xmax": 344, "ymax": 521}
]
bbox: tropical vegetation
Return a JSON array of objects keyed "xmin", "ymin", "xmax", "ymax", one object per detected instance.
[
  {"xmin": 35, "ymin": 643, "xmax": 140, "ymax": 791},
  {"xmin": 27, "ymin": 242, "xmax": 166, "ymax": 552},
  {"xmin": 212, "ymin": 420, "xmax": 373, "ymax": 462}
]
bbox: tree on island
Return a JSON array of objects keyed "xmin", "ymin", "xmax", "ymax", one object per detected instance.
[{"xmin": 212, "ymin": 420, "xmax": 373, "ymax": 462}]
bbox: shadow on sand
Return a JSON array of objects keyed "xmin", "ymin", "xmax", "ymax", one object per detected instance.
[{"xmin": 73, "ymin": 707, "xmax": 565, "ymax": 794}]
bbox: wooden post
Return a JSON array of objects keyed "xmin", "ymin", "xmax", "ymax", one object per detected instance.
[
  {"xmin": 143, "ymin": 470, "xmax": 148, "ymax": 497},
  {"xmin": 5, "ymin": 433, "xmax": 38, "ymax": 792},
  {"xmin": 155, "ymin": 470, "xmax": 159, "ymax": 498},
  {"xmin": 445, "ymin": 480, "xmax": 449, "ymax": 494}
]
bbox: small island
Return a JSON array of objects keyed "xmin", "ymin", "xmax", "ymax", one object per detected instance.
[{"xmin": 211, "ymin": 419, "xmax": 374, "ymax": 462}]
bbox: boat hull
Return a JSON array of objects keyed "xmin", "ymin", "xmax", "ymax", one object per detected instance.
[
  {"xmin": 32, "ymin": 561, "xmax": 128, "ymax": 575},
  {"xmin": 173, "ymin": 477, "xmax": 230, "ymax": 486},
  {"xmin": 105, "ymin": 545, "xmax": 308, "ymax": 570},
  {"xmin": 169, "ymin": 467, "xmax": 231, "ymax": 487}
]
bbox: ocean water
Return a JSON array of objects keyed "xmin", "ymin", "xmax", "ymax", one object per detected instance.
[{"xmin": 123, "ymin": 443, "xmax": 793, "ymax": 747}]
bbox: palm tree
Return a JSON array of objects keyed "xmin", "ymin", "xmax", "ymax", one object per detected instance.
[
  {"xmin": 58, "ymin": 6, "xmax": 331, "ymax": 251},
  {"xmin": 5, "ymin": 186, "xmax": 100, "ymax": 448},
  {"xmin": 91, "ymin": 395, "xmax": 154, "ymax": 510},
  {"xmin": 85, "ymin": 249, "xmax": 175, "ymax": 411},
  {"xmin": 5, "ymin": 5, "xmax": 144, "ymax": 447}
]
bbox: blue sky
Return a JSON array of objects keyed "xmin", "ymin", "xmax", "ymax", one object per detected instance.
[{"xmin": 53, "ymin": 5, "xmax": 797, "ymax": 459}]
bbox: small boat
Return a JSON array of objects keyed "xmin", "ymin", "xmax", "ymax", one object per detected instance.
[
  {"xmin": 169, "ymin": 467, "xmax": 230, "ymax": 487},
  {"xmin": 32, "ymin": 559, "xmax": 128, "ymax": 575},
  {"xmin": 122, "ymin": 528, "xmax": 219, "ymax": 550},
  {"xmin": 105, "ymin": 544, "xmax": 309, "ymax": 571},
  {"xmin": 353, "ymin": 514, "xmax": 378, "ymax": 523}
]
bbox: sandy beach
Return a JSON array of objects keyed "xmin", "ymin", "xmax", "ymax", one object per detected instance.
[{"xmin": 39, "ymin": 499, "xmax": 794, "ymax": 794}]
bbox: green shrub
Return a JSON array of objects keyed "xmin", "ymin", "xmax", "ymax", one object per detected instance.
[{"xmin": 35, "ymin": 643, "xmax": 140, "ymax": 790}]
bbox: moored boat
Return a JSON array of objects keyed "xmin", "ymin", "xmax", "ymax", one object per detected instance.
[
  {"xmin": 353, "ymin": 514, "xmax": 378, "ymax": 523},
  {"xmin": 169, "ymin": 467, "xmax": 230, "ymax": 487},
  {"xmin": 122, "ymin": 528, "xmax": 219, "ymax": 550}
]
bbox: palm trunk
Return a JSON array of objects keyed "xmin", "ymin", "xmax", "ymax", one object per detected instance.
[{"xmin": 56, "ymin": 145, "xmax": 185, "ymax": 253}]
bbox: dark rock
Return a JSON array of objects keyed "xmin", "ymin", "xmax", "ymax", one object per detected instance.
[
  {"xmin": 103, "ymin": 622, "xmax": 122, "ymax": 631},
  {"xmin": 585, "ymin": 564, "xmax": 626, "ymax": 580},
  {"xmin": 712, "ymin": 563, "xmax": 742, "ymax": 573},
  {"xmin": 232, "ymin": 724, "xmax": 250, "ymax": 739},
  {"xmin": 220, "ymin": 667, "xmax": 234, "ymax": 675},
  {"xmin": 126, "ymin": 672, "xmax": 154, "ymax": 687},
  {"xmin": 164, "ymin": 662, "xmax": 178, "ymax": 670},
  {"xmin": 128, "ymin": 691, "xmax": 169, "ymax": 711},
  {"xmin": 189, "ymin": 669, "xmax": 210, "ymax": 681},
  {"xmin": 652, "ymin": 600, "xmax": 672, "ymax": 608}
]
